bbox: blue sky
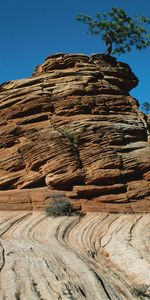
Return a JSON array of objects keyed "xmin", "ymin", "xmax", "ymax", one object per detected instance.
[{"xmin": 0, "ymin": 0, "xmax": 150, "ymax": 107}]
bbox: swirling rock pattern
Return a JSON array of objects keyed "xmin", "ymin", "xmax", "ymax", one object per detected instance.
[
  {"xmin": 0, "ymin": 211, "xmax": 150, "ymax": 299},
  {"xmin": 0, "ymin": 53, "xmax": 150, "ymax": 212}
]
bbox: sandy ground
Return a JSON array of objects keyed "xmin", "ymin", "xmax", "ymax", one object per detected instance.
[{"xmin": 0, "ymin": 211, "xmax": 150, "ymax": 300}]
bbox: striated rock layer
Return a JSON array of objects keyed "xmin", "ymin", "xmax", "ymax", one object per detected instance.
[
  {"xmin": 0, "ymin": 212, "xmax": 150, "ymax": 299},
  {"xmin": 0, "ymin": 53, "xmax": 150, "ymax": 212}
]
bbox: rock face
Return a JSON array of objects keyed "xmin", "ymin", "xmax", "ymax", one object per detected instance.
[
  {"xmin": 0, "ymin": 53, "xmax": 150, "ymax": 212},
  {"xmin": 0, "ymin": 212, "xmax": 150, "ymax": 299}
]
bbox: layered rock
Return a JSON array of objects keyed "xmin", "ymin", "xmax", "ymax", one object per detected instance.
[
  {"xmin": 0, "ymin": 53, "xmax": 150, "ymax": 212},
  {"xmin": 0, "ymin": 211, "xmax": 150, "ymax": 299}
]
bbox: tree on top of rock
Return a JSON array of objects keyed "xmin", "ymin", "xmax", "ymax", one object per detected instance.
[
  {"xmin": 76, "ymin": 7, "xmax": 150, "ymax": 55},
  {"xmin": 141, "ymin": 101, "xmax": 150, "ymax": 114}
]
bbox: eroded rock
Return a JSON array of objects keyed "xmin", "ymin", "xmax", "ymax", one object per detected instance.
[{"xmin": 0, "ymin": 53, "xmax": 149, "ymax": 212}]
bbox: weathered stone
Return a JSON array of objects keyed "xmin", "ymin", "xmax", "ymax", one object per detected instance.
[
  {"xmin": 1, "ymin": 212, "xmax": 150, "ymax": 298},
  {"xmin": 73, "ymin": 184, "xmax": 126, "ymax": 197},
  {"xmin": 0, "ymin": 53, "xmax": 149, "ymax": 212}
]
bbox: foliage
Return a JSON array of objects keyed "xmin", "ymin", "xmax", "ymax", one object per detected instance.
[
  {"xmin": 141, "ymin": 101, "xmax": 150, "ymax": 114},
  {"xmin": 45, "ymin": 193, "xmax": 73, "ymax": 217},
  {"xmin": 76, "ymin": 7, "xmax": 150, "ymax": 55},
  {"xmin": 58, "ymin": 126, "xmax": 78, "ymax": 144},
  {"xmin": 133, "ymin": 284, "xmax": 150, "ymax": 297}
]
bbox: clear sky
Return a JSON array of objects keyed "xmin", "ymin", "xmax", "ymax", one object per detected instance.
[{"xmin": 0, "ymin": 0, "xmax": 150, "ymax": 107}]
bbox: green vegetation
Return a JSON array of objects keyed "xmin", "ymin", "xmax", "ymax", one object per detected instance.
[
  {"xmin": 141, "ymin": 101, "xmax": 150, "ymax": 114},
  {"xmin": 58, "ymin": 126, "xmax": 79, "ymax": 144},
  {"xmin": 133, "ymin": 284, "xmax": 150, "ymax": 297},
  {"xmin": 76, "ymin": 7, "xmax": 150, "ymax": 55},
  {"xmin": 45, "ymin": 193, "xmax": 73, "ymax": 217}
]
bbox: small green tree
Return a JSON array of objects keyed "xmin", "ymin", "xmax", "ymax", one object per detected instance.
[
  {"xmin": 76, "ymin": 7, "xmax": 150, "ymax": 55},
  {"xmin": 141, "ymin": 101, "xmax": 150, "ymax": 114}
]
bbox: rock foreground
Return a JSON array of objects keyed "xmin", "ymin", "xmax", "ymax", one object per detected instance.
[
  {"xmin": 0, "ymin": 53, "xmax": 150, "ymax": 212},
  {"xmin": 0, "ymin": 211, "xmax": 150, "ymax": 299}
]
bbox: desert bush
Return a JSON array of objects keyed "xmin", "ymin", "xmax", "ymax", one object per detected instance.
[
  {"xmin": 58, "ymin": 126, "xmax": 78, "ymax": 144},
  {"xmin": 45, "ymin": 193, "xmax": 73, "ymax": 217},
  {"xmin": 133, "ymin": 284, "xmax": 150, "ymax": 297}
]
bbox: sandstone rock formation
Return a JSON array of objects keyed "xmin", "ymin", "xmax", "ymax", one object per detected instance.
[
  {"xmin": 0, "ymin": 211, "xmax": 150, "ymax": 299},
  {"xmin": 0, "ymin": 53, "xmax": 150, "ymax": 212}
]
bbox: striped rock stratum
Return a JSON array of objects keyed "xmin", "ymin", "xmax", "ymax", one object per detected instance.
[
  {"xmin": 0, "ymin": 53, "xmax": 150, "ymax": 212},
  {"xmin": 0, "ymin": 211, "xmax": 150, "ymax": 299}
]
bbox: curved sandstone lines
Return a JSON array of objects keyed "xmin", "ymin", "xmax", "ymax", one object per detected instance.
[
  {"xmin": 33, "ymin": 216, "xmax": 109, "ymax": 300},
  {"xmin": 0, "ymin": 213, "xmax": 107, "ymax": 300},
  {"xmin": 58, "ymin": 214, "xmax": 134, "ymax": 299},
  {"xmin": 65, "ymin": 214, "xmax": 150, "ymax": 298},
  {"xmin": 0, "ymin": 212, "xmax": 150, "ymax": 299},
  {"xmin": 46, "ymin": 213, "xmax": 150, "ymax": 299}
]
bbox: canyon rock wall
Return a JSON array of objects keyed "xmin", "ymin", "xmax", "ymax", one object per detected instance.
[{"xmin": 0, "ymin": 53, "xmax": 150, "ymax": 212}]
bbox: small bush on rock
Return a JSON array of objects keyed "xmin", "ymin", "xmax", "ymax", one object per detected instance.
[
  {"xmin": 133, "ymin": 284, "xmax": 150, "ymax": 297},
  {"xmin": 58, "ymin": 126, "xmax": 79, "ymax": 144},
  {"xmin": 45, "ymin": 194, "xmax": 73, "ymax": 217}
]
